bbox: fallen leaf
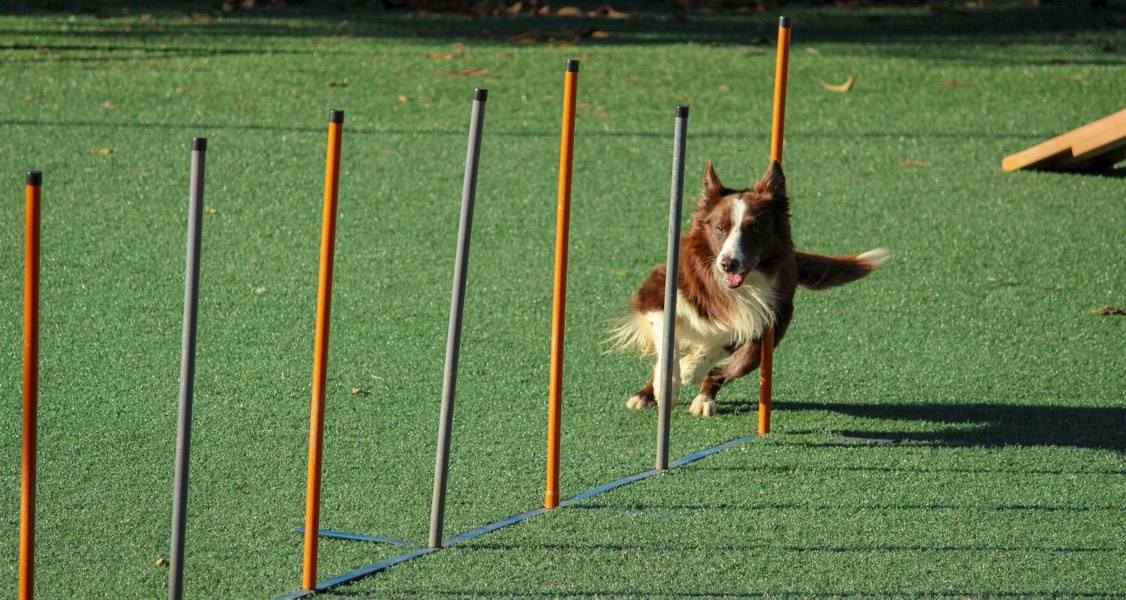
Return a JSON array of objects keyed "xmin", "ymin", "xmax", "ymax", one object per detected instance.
[
  {"xmin": 397, "ymin": 95, "xmax": 409, "ymax": 102},
  {"xmin": 503, "ymin": 1, "xmax": 522, "ymax": 16},
  {"xmin": 175, "ymin": 86, "xmax": 191, "ymax": 93},
  {"xmin": 900, "ymin": 159, "xmax": 927, "ymax": 167},
  {"xmin": 805, "ymin": 47, "xmax": 818, "ymax": 54},
  {"xmin": 327, "ymin": 81, "xmax": 348, "ymax": 88},
  {"xmin": 589, "ymin": 29, "xmax": 611, "ymax": 38},
  {"xmin": 718, "ymin": 85, "xmax": 730, "ymax": 91},
  {"xmin": 25, "ymin": 95, "xmax": 39, "ymax": 101},
  {"xmin": 446, "ymin": 68, "xmax": 489, "ymax": 77},
  {"xmin": 156, "ymin": 557, "xmax": 167, "ymax": 567},
  {"xmin": 103, "ymin": 101, "xmax": 117, "ymax": 109},
  {"xmin": 628, "ymin": 76, "xmax": 645, "ymax": 83},
  {"xmin": 254, "ymin": 287, "xmax": 266, "ymax": 294},
  {"xmin": 508, "ymin": 31, "xmax": 545, "ymax": 45},
  {"xmin": 556, "ymin": 6, "xmax": 585, "ymax": 17},
  {"xmin": 427, "ymin": 52, "xmax": 462, "ymax": 60},
  {"xmin": 818, "ymin": 74, "xmax": 856, "ymax": 93},
  {"xmin": 1092, "ymin": 305, "xmax": 1125, "ymax": 315},
  {"xmin": 351, "ymin": 387, "xmax": 370, "ymax": 396},
  {"xmin": 86, "ymin": 148, "xmax": 115, "ymax": 154},
  {"xmin": 595, "ymin": 113, "xmax": 610, "ymax": 119},
  {"xmin": 204, "ymin": 207, "xmax": 218, "ymax": 215},
  {"xmin": 588, "ymin": 5, "xmax": 633, "ymax": 18},
  {"xmin": 943, "ymin": 80, "xmax": 965, "ymax": 87}
]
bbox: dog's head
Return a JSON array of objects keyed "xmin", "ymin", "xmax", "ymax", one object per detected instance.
[{"xmin": 691, "ymin": 160, "xmax": 791, "ymax": 289}]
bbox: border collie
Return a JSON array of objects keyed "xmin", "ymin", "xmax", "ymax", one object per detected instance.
[{"xmin": 612, "ymin": 160, "xmax": 889, "ymax": 417}]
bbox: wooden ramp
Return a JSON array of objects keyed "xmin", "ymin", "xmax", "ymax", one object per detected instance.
[{"xmin": 1003, "ymin": 108, "xmax": 1126, "ymax": 172}]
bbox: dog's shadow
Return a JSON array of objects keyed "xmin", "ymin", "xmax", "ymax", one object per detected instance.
[{"xmin": 721, "ymin": 398, "xmax": 1124, "ymax": 453}]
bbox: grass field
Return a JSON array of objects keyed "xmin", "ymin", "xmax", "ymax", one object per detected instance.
[{"xmin": 1, "ymin": 1, "xmax": 1124, "ymax": 598}]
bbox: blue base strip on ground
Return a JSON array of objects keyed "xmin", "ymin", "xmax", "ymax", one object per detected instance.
[{"xmin": 274, "ymin": 435, "xmax": 756, "ymax": 598}]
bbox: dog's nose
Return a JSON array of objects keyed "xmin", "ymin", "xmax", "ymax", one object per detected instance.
[{"xmin": 719, "ymin": 256, "xmax": 741, "ymax": 274}]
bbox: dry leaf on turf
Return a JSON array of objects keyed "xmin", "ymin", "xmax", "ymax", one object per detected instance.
[
  {"xmin": 86, "ymin": 148, "xmax": 115, "ymax": 154},
  {"xmin": 1092, "ymin": 305, "xmax": 1126, "ymax": 315},
  {"xmin": 508, "ymin": 32, "xmax": 545, "ymax": 45},
  {"xmin": 446, "ymin": 68, "xmax": 489, "ymax": 77},
  {"xmin": 819, "ymin": 74, "xmax": 856, "ymax": 92}
]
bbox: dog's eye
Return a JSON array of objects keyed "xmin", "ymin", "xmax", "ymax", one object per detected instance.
[{"xmin": 715, "ymin": 222, "xmax": 725, "ymax": 233}]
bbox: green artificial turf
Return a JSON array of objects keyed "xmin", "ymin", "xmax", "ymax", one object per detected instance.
[{"xmin": 1, "ymin": 1, "xmax": 1123, "ymax": 598}]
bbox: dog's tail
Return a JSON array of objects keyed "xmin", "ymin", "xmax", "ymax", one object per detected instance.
[{"xmin": 795, "ymin": 248, "xmax": 890, "ymax": 290}]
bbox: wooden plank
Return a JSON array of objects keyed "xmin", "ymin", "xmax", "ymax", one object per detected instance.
[{"xmin": 1002, "ymin": 108, "xmax": 1126, "ymax": 172}]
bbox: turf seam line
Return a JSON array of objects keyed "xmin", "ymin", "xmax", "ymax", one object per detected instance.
[
  {"xmin": 293, "ymin": 528, "xmax": 418, "ymax": 547},
  {"xmin": 274, "ymin": 435, "xmax": 755, "ymax": 599}
]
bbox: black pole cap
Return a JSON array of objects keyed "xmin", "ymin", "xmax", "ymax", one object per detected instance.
[
  {"xmin": 474, "ymin": 88, "xmax": 488, "ymax": 102},
  {"xmin": 26, "ymin": 170, "xmax": 42, "ymax": 186},
  {"xmin": 676, "ymin": 105, "xmax": 689, "ymax": 119},
  {"xmin": 329, "ymin": 109, "xmax": 345, "ymax": 124},
  {"xmin": 779, "ymin": 16, "xmax": 790, "ymax": 28},
  {"xmin": 565, "ymin": 59, "xmax": 579, "ymax": 73},
  {"xmin": 192, "ymin": 137, "xmax": 207, "ymax": 152}
]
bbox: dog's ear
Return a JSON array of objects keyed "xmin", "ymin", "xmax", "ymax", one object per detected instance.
[
  {"xmin": 754, "ymin": 160, "xmax": 785, "ymax": 198},
  {"xmin": 700, "ymin": 161, "xmax": 725, "ymax": 206}
]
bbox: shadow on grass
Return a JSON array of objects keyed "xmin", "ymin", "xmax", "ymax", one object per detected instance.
[
  {"xmin": 325, "ymin": 585, "xmax": 1123, "ymax": 598},
  {"xmin": 725, "ymin": 400, "xmax": 1126, "ymax": 453},
  {"xmin": 4, "ymin": 1, "xmax": 1124, "ymax": 65}
]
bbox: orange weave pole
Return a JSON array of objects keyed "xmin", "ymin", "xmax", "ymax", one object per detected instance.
[
  {"xmin": 545, "ymin": 59, "xmax": 579, "ymax": 510},
  {"xmin": 302, "ymin": 109, "xmax": 344, "ymax": 591},
  {"xmin": 20, "ymin": 171, "xmax": 41, "ymax": 600},
  {"xmin": 760, "ymin": 16, "xmax": 790, "ymax": 435}
]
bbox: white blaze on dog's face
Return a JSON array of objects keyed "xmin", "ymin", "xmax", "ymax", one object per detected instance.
[
  {"xmin": 716, "ymin": 198, "xmax": 750, "ymax": 288},
  {"xmin": 699, "ymin": 160, "xmax": 786, "ymax": 291}
]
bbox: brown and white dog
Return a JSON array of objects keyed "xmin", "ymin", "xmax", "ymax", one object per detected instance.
[{"xmin": 613, "ymin": 160, "xmax": 889, "ymax": 417}]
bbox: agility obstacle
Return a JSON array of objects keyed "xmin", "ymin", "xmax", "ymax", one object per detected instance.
[
  {"xmin": 429, "ymin": 87, "xmax": 489, "ymax": 549},
  {"xmin": 758, "ymin": 16, "xmax": 791, "ymax": 435},
  {"xmin": 13, "ymin": 42, "xmax": 800, "ymax": 598},
  {"xmin": 1002, "ymin": 108, "xmax": 1126, "ymax": 172},
  {"xmin": 168, "ymin": 138, "xmax": 207, "ymax": 600},
  {"xmin": 656, "ymin": 105, "xmax": 689, "ymax": 471},
  {"xmin": 300, "ymin": 108, "xmax": 345, "ymax": 591},
  {"xmin": 20, "ymin": 170, "xmax": 42, "ymax": 600},
  {"xmin": 545, "ymin": 59, "xmax": 580, "ymax": 510}
]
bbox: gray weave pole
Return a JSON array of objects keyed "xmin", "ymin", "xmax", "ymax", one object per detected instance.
[
  {"xmin": 656, "ymin": 106, "xmax": 688, "ymax": 471},
  {"xmin": 429, "ymin": 88, "xmax": 488, "ymax": 549},
  {"xmin": 169, "ymin": 137, "xmax": 206, "ymax": 600}
]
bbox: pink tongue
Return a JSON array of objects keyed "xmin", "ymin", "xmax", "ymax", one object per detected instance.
[{"xmin": 723, "ymin": 272, "xmax": 745, "ymax": 288}]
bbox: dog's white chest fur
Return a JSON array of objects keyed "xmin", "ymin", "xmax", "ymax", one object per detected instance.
[{"xmin": 619, "ymin": 271, "xmax": 776, "ymax": 387}]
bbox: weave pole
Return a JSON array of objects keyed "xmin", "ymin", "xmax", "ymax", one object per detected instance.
[
  {"xmin": 302, "ymin": 109, "xmax": 344, "ymax": 591},
  {"xmin": 20, "ymin": 170, "xmax": 42, "ymax": 600},
  {"xmin": 429, "ymin": 88, "xmax": 489, "ymax": 549},
  {"xmin": 545, "ymin": 59, "xmax": 579, "ymax": 510},
  {"xmin": 656, "ymin": 105, "xmax": 689, "ymax": 471},
  {"xmin": 759, "ymin": 16, "xmax": 790, "ymax": 435},
  {"xmin": 168, "ymin": 139, "xmax": 207, "ymax": 600}
]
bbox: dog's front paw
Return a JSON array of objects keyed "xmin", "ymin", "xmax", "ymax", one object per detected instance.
[
  {"xmin": 626, "ymin": 394, "xmax": 656, "ymax": 409},
  {"xmin": 688, "ymin": 395, "xmax": 717, "ymax": 417}
]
